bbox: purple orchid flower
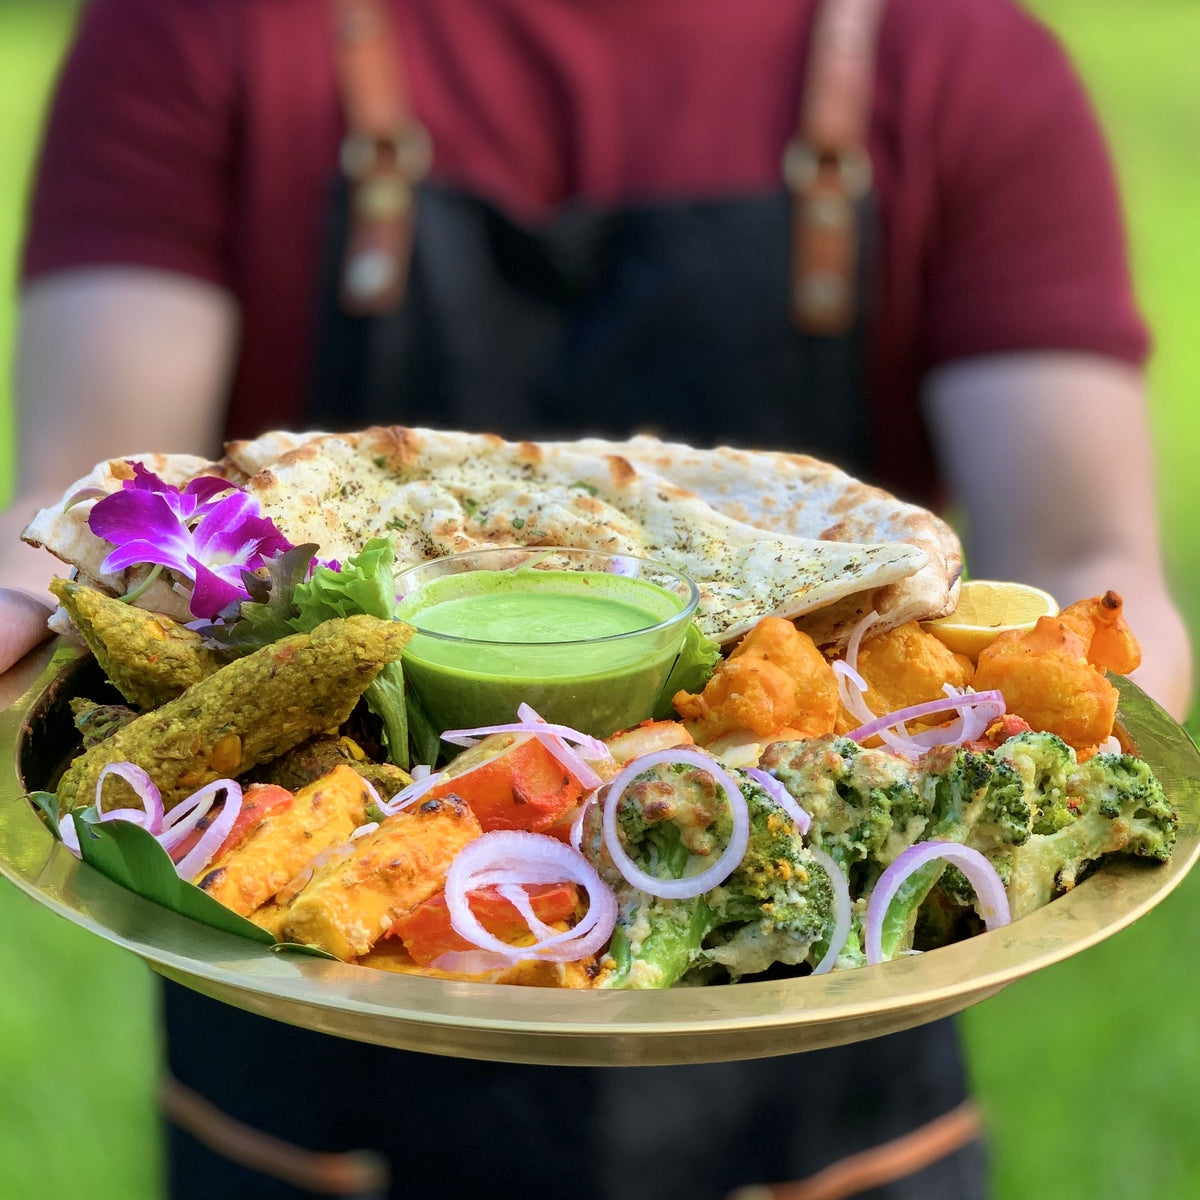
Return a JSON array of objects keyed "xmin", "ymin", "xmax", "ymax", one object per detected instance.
[{"xmin": 88, "ymin": 468, "xmax": 294, "ymax": 619}]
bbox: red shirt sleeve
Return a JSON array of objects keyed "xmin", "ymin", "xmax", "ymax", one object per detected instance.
[
  {"xmin": 919, "ymin": 0, "xmax": 1149, "ymax": 368},
  {"xmin": 21, "ymin": 0, "xmax": 238, "ymax": 289}
]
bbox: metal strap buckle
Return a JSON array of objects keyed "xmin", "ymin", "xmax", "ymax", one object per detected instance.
[
  {"xmin": 340, "ymin": 122, "xmax": 433, "ymax": 183},
  {"xmin": 781, "ymin": 139, "xmax": 873, "ymax": 199}
]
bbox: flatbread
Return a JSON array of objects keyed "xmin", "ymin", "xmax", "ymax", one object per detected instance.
[
  {"xmin": 234, "ymin": 427, "xmax": 927, "ymax": 643},
  {"xmin": 559, "ymin": 435, "xmax": 963, "ymax": 644},
  {"xmin": 223, "ymin": 428, "xmax": 962, "ymax": 644},
  {"xmin": 24, "ymin": 426, "xmax": 957, "ymax": 647}
]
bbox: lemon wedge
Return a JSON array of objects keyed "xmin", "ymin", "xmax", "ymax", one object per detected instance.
[{"xmin": 921, "ymin": 579, "xmax": 1059, "ymax": 661}]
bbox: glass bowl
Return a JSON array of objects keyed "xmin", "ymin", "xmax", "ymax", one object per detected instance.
[{"xmin": 393, "ymin": 547, "xmax": 700, "ymax": 737}]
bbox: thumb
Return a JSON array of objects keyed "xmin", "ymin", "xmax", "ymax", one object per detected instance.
[{"xmin": 0, "ymin": 589, "xmax": 55, "ymax": 675}]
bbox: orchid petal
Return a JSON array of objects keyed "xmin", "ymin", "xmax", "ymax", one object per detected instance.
[
  {"xmin": 100, "ymin": 535, "xmax": 193, "ymax": 576},
  {"xmin": 187, "ymin": 560, "xmax": 252, "ymax": 619},
  {"xmin": 89, "ymin": 489, "xmax": 189, "ymax": 546}
]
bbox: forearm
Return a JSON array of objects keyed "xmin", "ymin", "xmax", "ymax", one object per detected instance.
[
  {"xmin": 0, "ymin": 268, "xmax": 238, "ymax": 672},
  {"xmin": 924, "ymin": 352, "xmax": 1193, "ymax": 720}
]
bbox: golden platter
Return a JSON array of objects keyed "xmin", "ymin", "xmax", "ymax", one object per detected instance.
[{"xmin": 2, "ymin": 637, "xmax": 1197, "ymax": 1067}]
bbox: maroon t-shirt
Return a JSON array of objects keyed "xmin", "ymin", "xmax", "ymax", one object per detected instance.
[{"xmin": 22, "ymin": 0, "xmax": 1147, "ymax": 500}]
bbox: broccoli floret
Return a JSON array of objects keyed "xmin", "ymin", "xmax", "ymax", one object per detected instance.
[
  {"xmin": 702, "ymin": 775, "xmax": 837, "ymax": 979},
  {"xmin": 588, "ymin": 761, "xmax": 836, "ymax": 987},
  {"xmin": 1001, "ymin": 750, "xmax": 1177, "ymax": 919},
  {"xmin": 758, "ymin": 736, "xmax": 929, "ymax": 881},
  {"xmin": 876, "ymin": 742, "xmax": 1030, "ymax": 960},
  {"xmin": 585, "ymin": 758, "xmax": 729, "ymax": 989},
  {"xmin": 992, "ymin": 730, "xmax": 1077, "ymax": 835}
]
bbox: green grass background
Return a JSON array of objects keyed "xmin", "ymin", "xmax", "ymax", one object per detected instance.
[{"xmin": 1, "ymin": 2, "xmax": 1197, "ymax": 1197}]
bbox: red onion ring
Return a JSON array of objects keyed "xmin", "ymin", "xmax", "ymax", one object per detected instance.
[
  {"xmin": 743, "ymin": 767, "xmax": 811, "ymax": 836},
  {"xmin": 569, "ymin": 793, "xmax": 598, "ymax": 853},
  {"xmin": 844, "ymin": 609, "xmax": 881, "ymax": 675},
  {"xmin": 94, "ymin": 762, "xmax": 164, "ymax": 830},
  {"xmin": 846, "ymin": 690, "xmax": 1007, "ymax": 759},
  {"xmin": 441, "ymin": 704, "xmax": 612, "ymax": 765},
  {"xmin": 833, "ymin": 659, "xmax": 876, "ymax": 727},
  {"xmin": 602, "ymin": 748, "xmax": 750, "ymax": 900},
  {"xmin": 429, "ymin": 949, "xmax": 517, "ymax": 974},
  {"xmin": 444, "ymin": 830, "xmax": 617, "ymax": 963},
  {"xmin": 864, "ymin": 840, "xmax": 1011, "ymax": 965},
  {"xmin": 806, "ymin": 846, "xmax": 852, "ymax": 975},
  {"xmin": 166, "ymin": 780, "xmax": 244, "ymax": 880},
  {"xmin": 378, "ymin": 769, "xmax": 447, "ymax": 816}
]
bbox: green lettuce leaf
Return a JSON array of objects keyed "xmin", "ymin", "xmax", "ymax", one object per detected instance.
[{"xmin": 652, "ymin": 621, "xmax": 722, "ymax": 719}]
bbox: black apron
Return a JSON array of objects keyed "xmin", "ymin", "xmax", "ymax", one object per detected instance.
[{"xmin": 162, "ymin": 182, "xmax": 985, "ymax": 1200}]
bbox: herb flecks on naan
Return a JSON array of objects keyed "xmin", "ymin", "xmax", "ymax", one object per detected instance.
[
  {"xmin": 561, "ymin": 434, "xmax": 963, "ymax": 644},
  {"xmin": 236, "ymin": 428, "xmax": 927, "ymax": 644}
]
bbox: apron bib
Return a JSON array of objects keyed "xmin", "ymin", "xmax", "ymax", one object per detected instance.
[{"xmin": 310, "ymin": 182, "xmax": 871, "ymax": 474}]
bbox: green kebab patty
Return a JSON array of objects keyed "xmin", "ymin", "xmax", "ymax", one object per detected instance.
[{"xmin": 56, "ymin": 614, "xmax": 412, "ymax": 814}]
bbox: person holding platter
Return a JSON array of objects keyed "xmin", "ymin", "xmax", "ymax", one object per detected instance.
[{"xmin": 0, "ymin": 0, "xmax": 1192, "ymax": 1197}]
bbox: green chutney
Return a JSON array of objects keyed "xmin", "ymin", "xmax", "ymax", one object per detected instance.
[{"xmin": 396, "ymin": 567, "xmax": 693, "ymax": 737}]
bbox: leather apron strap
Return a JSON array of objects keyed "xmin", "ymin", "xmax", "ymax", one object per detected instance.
[
  {"xmin": 786, "ymin": 0, "xmax": 885, "ymax": 334},
  {"xmin": 330, "ymin": 0, "xmax": 885, "ymax": 333},
  {"xmin": 330, "ymin": 0, "xmax": 431, "ymax": 313}
]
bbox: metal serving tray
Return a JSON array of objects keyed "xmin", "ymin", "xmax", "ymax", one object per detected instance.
[{"xmin": 2, "ymin": 637, "xmax": 1196, "ymax": 1067}]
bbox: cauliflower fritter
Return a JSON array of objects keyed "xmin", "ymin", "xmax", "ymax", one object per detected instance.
[
  {"xmin": 972, "ymin": 591, "xmax": 1138, "ymax": 753},
  {"xmin": 839, "ymin": 621, "xmax": 974, "ymax": 732},
  {"xmin": 673, "ymin": 616, "xmax": 839, "ymax": 745}
]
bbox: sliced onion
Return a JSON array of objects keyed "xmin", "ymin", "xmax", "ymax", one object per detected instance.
[
  {"xmin": 94, "ymin": 762, "xmax": 164, "ymax": 830},
  {"xmin": 441, "ymin": 704, "xmax": 612, "ymax": 764},
  {"xmin": 806, "ymin": 846, "xmax": 852, "ymax": 975},
  {"xmin": 744, "ymin": 767, "xmax": 811, "ymax": 836},
  {"xmin": 846, "ymin": 690, "xmax": 1006, "ymax": 758},
  {"xmin": 864, "ymin": 840, "xmax": 1011, "ymax": 966},
  {"xmin": 832, "ymin": 659, "xmax": 877, "ymax": 727},
  {"xmin": 569, "ymin": 793, "xmax": 598, "ymax": 853},
  {"xmin": 534, "ymin": 730, "xmax": 605, "ymax": 792},
  {"xmin": 378, "ymin": 769, "xmax": 447, "ymax": 816},
  {"xmin": 602, "ymin": 748, "xmax": 750, "ymax": 900},
  {"xmin": 495, "ymin": 881, "xmax": 562, "ymax": 941},
  {"xmin": 168, "ymin": 780, "xmax": 244, "ymax": 880},
  {"xmin": 843, "ymin": 609, "xmax": 881, "ymax": 675},
  {"xmin": 444, "ymin": 830, "xmax": 617, "ymax": 963}
]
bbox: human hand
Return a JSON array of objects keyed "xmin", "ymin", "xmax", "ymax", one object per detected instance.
[{"xmin": 0, "ymin": 589, "xmax": 54, "ymax": 675}]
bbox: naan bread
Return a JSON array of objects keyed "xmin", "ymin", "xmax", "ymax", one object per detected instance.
[
  {"xmin": 234, "ymin": 427, "xmax": 927, "ymax": 643},
  {"xmin": 24, "ymin": 426, "xmax": 956, "ymax": 647},
  {"xmin": 222, "ymin": 428, "xmax": 962, "ymax": 644},
  {"xmin": 559, "ymin": 435, "xmax": 963, "ymax": 644}
]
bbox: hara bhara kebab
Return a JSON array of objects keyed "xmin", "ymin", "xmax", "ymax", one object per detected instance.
[{"xmin": 17, "ymin": 427, "xmax": 1175, "ymax": 987}]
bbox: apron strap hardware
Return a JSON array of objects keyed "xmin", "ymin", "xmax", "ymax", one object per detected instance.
[
  {"xmin": 787, "ymin": 0, "xmax": 886, "ymax": 334},
  {"xmin": 331, "ymin": 0, "xmax": 430, "ymax": 314}
]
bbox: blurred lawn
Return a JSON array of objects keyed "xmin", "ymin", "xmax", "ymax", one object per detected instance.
[{"xmin": 1, "ymin": 3, "xmax": 1198, "ymax": 1199}]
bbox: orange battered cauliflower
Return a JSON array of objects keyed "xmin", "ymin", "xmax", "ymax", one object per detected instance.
[
  {"xmin": 971, "ymin": 591, "xmax": 1139, "ymax": 754},
  {"xmin": 673, "ymin": 616, "xmax": 840, "ymax": 745}
]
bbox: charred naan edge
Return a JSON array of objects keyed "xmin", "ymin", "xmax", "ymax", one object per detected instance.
[
  {"xmin": 232, "ymin": 427, "xmax": 927, "ymax": 644},
  {"xmin": 21, "ymin": 452, "xmax": 236, "ymax": 627},
  {"xmin": 562, "ymin": 434, "xmax": 963, "ymax": 646},
  {"xmin": 223, "ymin": 429, "xmax": 328, "ymax": 475}
]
